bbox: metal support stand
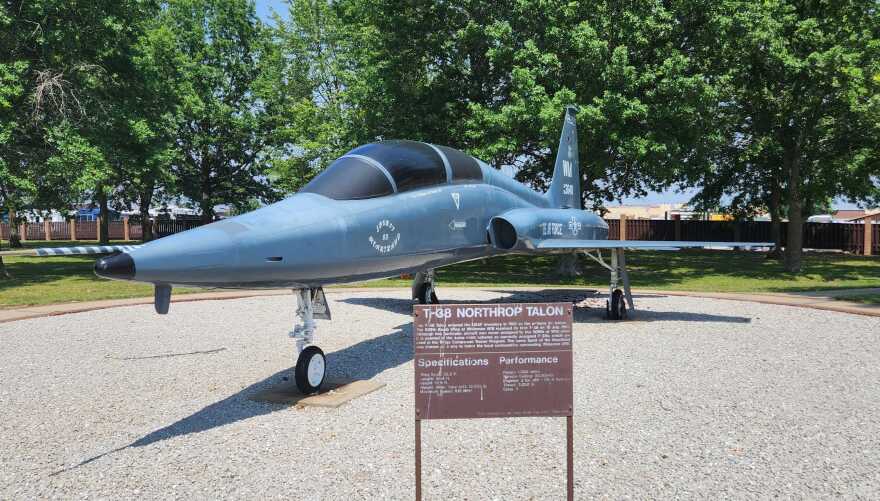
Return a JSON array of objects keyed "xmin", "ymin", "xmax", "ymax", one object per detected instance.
[
  {"xmin": 415, "ymin": 417, "xmax": 422, "ymax": 501},
  {"xmin": 289, "ymin": 288, "xmax": 316, "ymax": 355},
  {"xmin": 617, "ymin": 249, "xmax": 634, "ymax": 310},
  {"xmin": 566, "ymin": 415, "xmax": 574, "ymax": 501},
  {"xmin": 415, "ymin": 414, "xmax": 573, "ymax": 500},
  {"xmin": 609, "ymin": 249, "xmax": 619, "ymax": 299}
]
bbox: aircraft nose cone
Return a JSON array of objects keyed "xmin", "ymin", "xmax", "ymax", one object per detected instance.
[{"xmin": 94, "ymin": 252, "xmax": 136, "ymax": 280}]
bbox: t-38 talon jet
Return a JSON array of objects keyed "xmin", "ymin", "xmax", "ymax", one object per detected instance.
[{"xmin": 5, "ymin": 106, "xmax": 769, "ymax": 393}]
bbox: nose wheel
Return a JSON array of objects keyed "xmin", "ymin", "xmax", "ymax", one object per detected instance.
[
  {"xmin": 295, "ymin": 346, "xmax": 326, "ymax": 394},
  {"xmin": 289, "ymin": 288, "xmax": 330, "ymax": 394}
]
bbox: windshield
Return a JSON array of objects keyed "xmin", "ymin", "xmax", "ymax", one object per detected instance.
[
  {"xmin": 300, "ymin": 141, "xmax": 482, "ymax": 200},
  {"xmin": 300, "ymin": 156, "xmax": 394, "ymax": 200},
  {"xmin": 348, "ymin": 140, "xmax": 447, "ymax": 192}
]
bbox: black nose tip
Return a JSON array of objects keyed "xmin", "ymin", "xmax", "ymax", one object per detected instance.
[{"xmin": 95, "ymin": 252, "xmax": 136, "ymax": 280}]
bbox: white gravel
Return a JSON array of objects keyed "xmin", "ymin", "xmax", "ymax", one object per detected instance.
[{"xmin": 1, "ymin": 288, "xmax": 879, "ymax": 499}]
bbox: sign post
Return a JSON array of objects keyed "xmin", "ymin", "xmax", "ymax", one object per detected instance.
[{"xmin": 413, "ymin": 302, "xmax": 574, "ymax": 500}]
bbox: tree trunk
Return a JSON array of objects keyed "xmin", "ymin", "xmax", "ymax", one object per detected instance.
[
  {"xmin": 555, "ymin": 252, "xmax": 582, "ymax": 278},
  {"xmin": 0, "ymin": 256, "xmax": 9, "ymax": 279},
  {"xmin": 200, "ymin": 191, "xmax": 214, "ymax": 225},
  {"xmin": 767, "ymin": 183, "xmax": 783, "ymax": 260},
  {"xmin": 784, "ymin": 149, "xmax": 803, "ymax": 273},
  {"xmin": 8, "ymin": 205, "xmax": 21, "ymax": 248},
  {"xmin": 139, "ymin": 185, "xmax": 154, "ymax": 242},
  {"xmin": 97, "ymin": 188, "xmax": 110, "ymax": 245}
]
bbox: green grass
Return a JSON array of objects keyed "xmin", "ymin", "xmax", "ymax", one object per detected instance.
[
  {"xmin": 351, "ymin": 250, "xmax": 880, "ymax": 293},
  {"xmin": 837, "ymin": 294, "xmax": 880, "ymax": 304},
  {"xmin": 2, "ymin": 242, "xmax": 879, "ymax": 308},
  {"xmin": 0, "ymin": 240, "xmax": 202, "ymax": 307}
]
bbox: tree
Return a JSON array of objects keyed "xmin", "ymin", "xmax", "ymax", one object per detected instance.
[
  {"xmin": 686, "ymin": 0, "xmax": 880, "ymax": 271},
  {"xmin": 272, "ymin": 1, "xmax": 722, "ymax": 275},
  {"xmin": 265, "ymin": 0, "xmax": 362, "ymax": 192},
  {"xmin": 163, "ymin": 0, "xmax": 279, "ymax": 224},
  {"xmin": 1, "ymin": 0, "xmax": 161, "ymax": 244},
  {"xmin": 115, "ymin": 16, "xmax": 188, "ymax": 241}
]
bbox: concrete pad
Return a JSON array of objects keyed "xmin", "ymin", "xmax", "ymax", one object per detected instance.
[{"xmin": 249, "ymin": 379, "xmax": 386, "ymax": 408}]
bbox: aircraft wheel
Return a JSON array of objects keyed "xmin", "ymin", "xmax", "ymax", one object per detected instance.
[
  {"xmin": 416, "ymin": 283, "xmax": 439, "ymax": 304},
  {"xmin": 295, "ymin": 346, "xmax": 326, "ymax": 394},
  {"xmin": 607, "ymin": 289, "xmax": 627, "ymax": 320}
]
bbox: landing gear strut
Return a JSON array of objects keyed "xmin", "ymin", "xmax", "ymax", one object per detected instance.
[
  {"xmin": 583, "ymin": 248, "xmax": 634, "ymax": 320},
  {"xmin": 412, "ymin": 269, "xmax": 439, "ymax": 304},
  {"xmin": 289, "ymin": 288, "xmax": 330, "ymax": 394}
]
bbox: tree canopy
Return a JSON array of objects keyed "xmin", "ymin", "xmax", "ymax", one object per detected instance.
[{"xmin": 0, "ymin": 0, "xmax": 877, "ymax": 270}]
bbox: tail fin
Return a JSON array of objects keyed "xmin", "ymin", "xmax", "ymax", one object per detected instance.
[{"xmin": 547, "ymin": 105, "xmax": 581, "ymax": 209}]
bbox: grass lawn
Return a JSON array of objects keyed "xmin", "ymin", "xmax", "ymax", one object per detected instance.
[
  {"xmin": 0, "ymin": 240, "xmax": 200, "ymax": 307},
  {"xmin": 837, "ymin": 294, "xmax": 880, "ymax": 304},
  {"xmin": 2, "ymin": 241, "xmax": 879, "ymax": 308},
  {"xmin": 357, "ymin": 250, "xmax": 880, "ymax": 293}
]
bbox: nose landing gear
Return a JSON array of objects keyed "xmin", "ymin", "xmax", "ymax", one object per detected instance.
[{"xmin": 289, "ymin": 288, "xmax": 331, "ymax": 394}]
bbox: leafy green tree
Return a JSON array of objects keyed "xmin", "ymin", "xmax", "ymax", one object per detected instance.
[
  {"xmin": 1, "ymin": 0, "xmax": 160, "ymax": 244},
  {"xmin": 163, "ymin": 0, "xmax": 279, "ymax": 223},
  {"xmin": 273, "ymin": 0, "xmax": 723, "ymax": 275},
  {"xmin": 115, "ymin": 16, "xmax": 188, "ymax": 241},
  {"xmin": 687, "ymin": 0, "xmax": 880, "ymax": 271},
  {"xmin": 264, "ymin": 0, "xmax": 360, "ymax": 192}
]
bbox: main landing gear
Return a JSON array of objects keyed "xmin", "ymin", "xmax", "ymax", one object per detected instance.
[
  {"xmin": 412, "ymin": 269, "xmax": 439, "ymax": 304},
  {"xmin": 289, "ymin": 288, "xmax": 331, "ymax": 394},
  {"xmin": 583, "ymin": 248, "xmax": 634, "ymax": 320}
]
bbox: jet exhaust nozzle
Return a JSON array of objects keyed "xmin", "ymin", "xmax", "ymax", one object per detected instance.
[{"xmin": 95, "ymin": 252, "xmax": 136, "ymax": 280}]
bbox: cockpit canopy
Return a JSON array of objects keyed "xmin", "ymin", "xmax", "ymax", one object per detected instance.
[{"xmin": 301, "ymin": 140, "xmax": 483, "ymax": 200}]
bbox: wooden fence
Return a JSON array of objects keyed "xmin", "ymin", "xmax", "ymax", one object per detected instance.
[
  {"xmin": 613, "ymin": 217, "xmax": 878, "ymax": 255},
  {"xmin": 0, "ymin": 216, "xmax": 878, "ymax": 255},
  {"xmin": 0, "ymin": 218, "xmax": 198, "ymax": 243}
]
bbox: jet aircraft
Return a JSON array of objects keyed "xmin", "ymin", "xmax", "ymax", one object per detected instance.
[{"xmin": 5, "ymin": 106, "xmax": 769, "ymax": 393}]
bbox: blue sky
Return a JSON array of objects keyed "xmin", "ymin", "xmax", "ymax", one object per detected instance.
[
  {"xmin": 255, "ymin": 0, "xmax": 288, "ymax": 23},
  {"xmin": 251, "ymin": 0, "xmax": 861, "ymax": 209}
]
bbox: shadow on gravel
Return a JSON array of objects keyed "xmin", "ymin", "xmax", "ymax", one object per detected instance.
[
  {"xmin": 51, "ymin": 323, "xmax": 413, "ymax": 477},
  {"xmin": 344, "ymin": 289, "xmax": 752, "ymax": 324}
]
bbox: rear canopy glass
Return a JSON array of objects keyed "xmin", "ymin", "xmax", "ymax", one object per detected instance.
[
  {"xmin": 436, "ymin": 145, "xmax": 483, "ymax": 182},
  {"xmin": 349, "ymin": 140, "xmax": 447, "ymax": 192},
  {"xmin": 301, "ymin": 156, "xmax": 394, "ymax": 200}
]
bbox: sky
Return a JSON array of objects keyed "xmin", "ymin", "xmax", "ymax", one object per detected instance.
[
  {"xmin": 251, "ymin": 0, "xmax": 862, "ymax": 210},
  {"xmin": 255, "ymin": 0, "xmax": 288, "ymax": 23}
]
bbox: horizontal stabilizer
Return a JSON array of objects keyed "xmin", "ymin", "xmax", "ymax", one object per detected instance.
[
  {"xmin": 0, "ymin": 245, "xmax": 140, "ymax": 257},
  {"xmin": 537, "ymin": 239, "xmax": 773, "ymax": 250}
]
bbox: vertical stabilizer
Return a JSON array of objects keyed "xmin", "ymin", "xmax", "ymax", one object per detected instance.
[{"xmin": 547, "ymin": 105, "xmax": 581, "ymax": 209}]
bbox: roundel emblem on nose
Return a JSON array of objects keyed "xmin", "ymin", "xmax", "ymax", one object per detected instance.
[{"xmin": 368, "ymin": 219, "xmax": 400, "ymax": 254}]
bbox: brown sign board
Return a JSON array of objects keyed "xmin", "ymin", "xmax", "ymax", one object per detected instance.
[{"xmin": 413, "ymin": 302, "xmax": 573, "ymax": 420}]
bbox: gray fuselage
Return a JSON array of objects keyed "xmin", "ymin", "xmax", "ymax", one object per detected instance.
[{"xmin": 122, "ymin": 162, "xmax": 607, "ymax": 289}]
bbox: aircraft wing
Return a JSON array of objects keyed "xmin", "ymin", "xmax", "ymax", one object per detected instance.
[
  {"xmin": 0, "ymin": 244, "xmax": 141, "ymax": 257},
  {"xmin": 537, "ymin": 239, "xmax": 773, "ymax": 250}
]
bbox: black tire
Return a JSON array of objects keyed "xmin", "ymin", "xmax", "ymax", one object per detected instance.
[
  {"xmin": 608, "ymin": 289, "xmax": 627, "ymax": 320},
  {"xmin": 415, "ymin": 283, "xmax": 439, "ymax": 304},
  {"xmin": 294, "ymin": 346, "xmax": 326, "ymax": 394}
]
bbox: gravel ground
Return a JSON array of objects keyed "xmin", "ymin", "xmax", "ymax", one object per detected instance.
[{"xmin": 1, "ymin": 288, "xmax": 879, "ymax": 500}]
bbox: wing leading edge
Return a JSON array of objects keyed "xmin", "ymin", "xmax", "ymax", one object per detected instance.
[
  {"xmin": 537, "ymin": 239, "xmax": 773, "ymax": 250},
  {"xmin": 0, "ymin": 244, "xmax": 141, "ymax": 257}
]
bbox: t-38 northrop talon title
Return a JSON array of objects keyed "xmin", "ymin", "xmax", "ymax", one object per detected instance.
[{"xmin": 6, "ymin": 106, "xmax": 769, "ymax": 394}]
